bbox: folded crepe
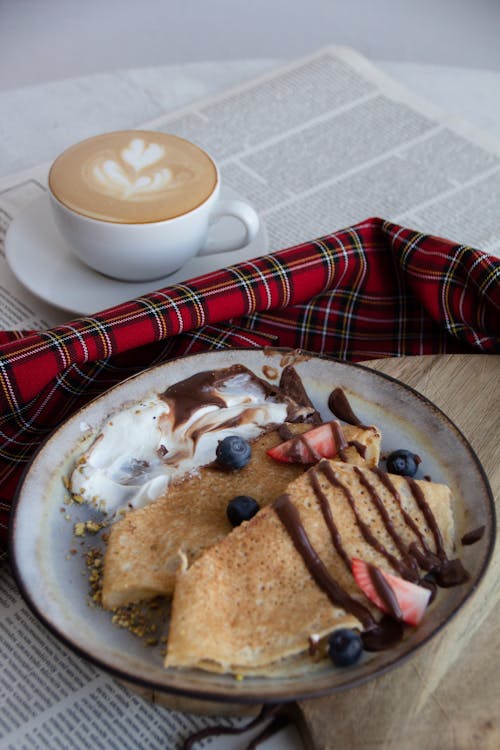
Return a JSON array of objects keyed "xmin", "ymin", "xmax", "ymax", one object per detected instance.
[
  {"xmin": 102, "ymin": 423, "xmax": 381, "ymax": 608},
  {"xmin": 164, "ymin": 461, "xmax": 454, "ymax": 674}
]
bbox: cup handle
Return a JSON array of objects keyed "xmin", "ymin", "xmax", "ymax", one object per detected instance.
[{"xmin": 199, "ymin": 199, "xmax": 260, "ymax": 256}]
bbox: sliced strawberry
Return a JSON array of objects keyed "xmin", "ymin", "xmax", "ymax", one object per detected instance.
[
  {"xmin": 351, "ymin": 558, "xmax": 431, "ymax": 626},
  {"xmin": 267, "ymin": 421, "xmax": 344, "ymax": 464}
]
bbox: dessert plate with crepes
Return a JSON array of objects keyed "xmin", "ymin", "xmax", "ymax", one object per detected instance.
[{"xmin": 10, "ymin": 349, "xmax": 495, "ymax": 711}]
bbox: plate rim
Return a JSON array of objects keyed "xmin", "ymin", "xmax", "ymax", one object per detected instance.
[{"xmin": 8, "ymin": 348, "xmax": 497, "ymax": 705}]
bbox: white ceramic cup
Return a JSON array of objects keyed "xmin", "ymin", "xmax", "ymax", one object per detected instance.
[{"xmin": 48, "ymin": 134, "xmax": 260, "ymax": 282}]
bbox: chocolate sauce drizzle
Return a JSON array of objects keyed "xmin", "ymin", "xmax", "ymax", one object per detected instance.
[
  {"xmin": 285, "ymin": 423, "xmax": 336, "ymax": 463},
  {"xmin": 162, "ymin": 369, "xmax": 229, "ymax": 428},
  {"xmin": 273, "ymin": 493, "xmax": 375, "ymax": 628},
  {"xmin": 278, "ymin": 420, "xmax": 369, "ymax": 464},
  {"xmin": 429, "ymin": 558, "xmax": 470, "ymax": 588},
  {"xmin": 279, "ymin": 365, "xmax": 322, "ymax": 424},
  {"xmin": 325, "ymin": 387, "xmax": 470, "ymax": 588},
  {"xmin": 273, "ymin": 446, "xmax": 470, "ymax": 652},
  {"xmin": 161, "ymin": 364, "xmax": 315, "ymax": 430},
  {"xmin": 277, "ymin": 423, "xmax": 294, "ymax": 441},
  {"xmin": 309, "ymin": 470, "xmax": 352, "ymax": 572},
  {"xmin": 319, "ymin": 462, "xmax": 409, "ymax": 578},
  {"xmin": 371, "ymin": 467, "xmax": 431, "ymax": 554},
  {"xmin": 461, "ymin": 525, "xmax": 485, "ymax": 545},
  {"xmin": 368, "ymin": 563, "xmax": 402, "ymax": 621},
  {"xmin": 328, "ymin": 387, "xmax": 369, "ymax": 429},
  {"xmin": 346, "ymin": 439, "xmax": 367, "ymax": 459},
  {"xmin": 406, "ymin": 477, "xmax": 447, "ymax": 562},
  {"xmin": 362, "ymin": 615, "xmax": 404, "ymax": 651},
  {"xmin": 353, "ymin": 466, "xmax": 419, "ymax": 581}
]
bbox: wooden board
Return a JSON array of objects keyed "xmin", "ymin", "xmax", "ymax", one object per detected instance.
[{"xmin": 299, "ymin": 354, "xmax": 500, "ymax": 750}]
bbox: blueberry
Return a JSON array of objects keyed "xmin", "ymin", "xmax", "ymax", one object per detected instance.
[
  {"xmin": 386, "ymin": 449, "xmax": 420, "ymax": 477},
  {"xmin": 226, "ymin": 495, "xmax": 260, "ymax": 526},
  {"xmin": 216, "ymin": 435, "xmax": 252, "ymax": 470},
  {"xmin": 328, "ymin": 628, "xmax": 363, "ymax": 667}
]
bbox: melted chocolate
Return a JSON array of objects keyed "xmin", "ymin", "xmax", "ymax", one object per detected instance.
[
  {"xmin": 319, "ymin": 462, "xmax": 407, "ymax": 576},
  {"xmin": 279, "ymin": 365, "xmax": 322, "ymax": 423},
  {"xmin": 362, "ymin": 616, "xmax": 404, "ymax": 651},
  {"xmin": 461, "ymin": 526, "xmax": 485, "ymax": 545},
  {"xmin": 406, "ymin": 477, "xmax": 447, "ymax": 562},
  {"xmin": 338, "ymin": 439, "xmax": 368, "ymax": 463},
  {"xmin": 279, "ymin": 420, "xmax": 350, "ymax": 463},
  {"xmin": 408, "ymin": 542, "xmax": 441, "ymax": 573},
  {"xmin": 162, "ymin": 364, "xmax": 310, "ymax": 429},
  {"xmin": 328, "ymin": 387, "xmax": 369, "ymax": 428},
  {"xmin": 372, "ymin": 468, "xmax": 431, "ymax": 554},
  {"xmin": 274, "ymin": 456, "xmax": 470, "ymax": 657},
  {"xmin": 432, "ymin": 558, "xmax": 470, "ymax": 587},
  {"xmin": 420, "ymin": 575, "xmax": 438, "ymax": 604},
  {"xmin": 354, "ymin": 467, "xmax": 419, "ymax": 581},
  {"xmin": 190, "ymin": 411, "xmax": 256, "ymax": 446},
  {"xmin": 273, "ymin": 493, "xmax": 375, "ymax": 628},
  {"xmin": 296, "ymin": 432, "xmax": 323, "ymax": 462},
  {"xmin": 278, "ymin": 423, "xmax": 294, "ymax": 441},
  {"xmin": 368, "ymin": 563, "xmax": 402, "ymax": 620},
  {"xmin": 347, "ymin": 440, "xmax": 367, "ymax": 459},
  {"xmin": 376, "ymin": 471, "xmax": 471, "ymax": 584},
  {"xmin": 162, "ymin": 367, "xmax": 238, "ymax": 428},
  {"xmin": 309, "ymin": 469, "xmax": 352, "ymax": 572}
]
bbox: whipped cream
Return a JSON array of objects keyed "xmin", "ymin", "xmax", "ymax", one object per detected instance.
[{"xmin": 70, "ymin": 366, "xmax": 302, "ymax": 514}]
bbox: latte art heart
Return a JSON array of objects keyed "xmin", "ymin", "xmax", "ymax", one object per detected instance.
[
  {"xmin": 88, "ymin": 138, "xmax": 185, "ymax": 201},
  {"xmin": 93, "ymin": 158, "xmax": 174, "ymax": 200},
  {"xmin": 122, "ymin": 138, "xmax": 165, "ymax": 170},
  {"xmin": 49, "ymin": 130, "xmax": 218, "ymax": 223}
]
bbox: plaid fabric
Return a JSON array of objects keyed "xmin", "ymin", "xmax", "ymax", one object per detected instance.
[{"xmin": 1, "ymin": 217, "xmax": 499, "ymax": 551}]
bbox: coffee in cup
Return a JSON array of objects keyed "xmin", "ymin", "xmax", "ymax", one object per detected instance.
[{"xmin": 48, "ymin": 130, "xmax": 260, "ymax": 281}]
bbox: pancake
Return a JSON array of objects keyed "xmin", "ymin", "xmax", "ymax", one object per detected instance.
[
  {"xmin": 101, "ymin": 423, "xmax": 381, "ymax": 609},
  {"xmin": 164, "ymin": 461, "xmax": 455, "ymax": 674}
]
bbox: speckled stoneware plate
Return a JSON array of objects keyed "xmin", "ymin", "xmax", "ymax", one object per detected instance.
[{"xmin": 9, "ymin": 349, "xmax": 495, "ymax": 710}]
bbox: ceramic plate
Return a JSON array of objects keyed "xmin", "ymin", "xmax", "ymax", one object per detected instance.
[
  {"xmin": 9, "ymin": 349, "xmax": 495, "ymax": 708},
  {"xmin": 4, "ymin": 188, "xmax": 268, "ymax": 316}
]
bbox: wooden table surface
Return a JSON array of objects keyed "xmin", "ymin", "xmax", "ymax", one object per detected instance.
[{"xmin": 299, "ymin": 354, "xmax": 500, "ymax": 750}]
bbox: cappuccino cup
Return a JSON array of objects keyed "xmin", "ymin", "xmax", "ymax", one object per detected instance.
[{"xmin": 48, "ymin": 130, "xmax": 260, "ymax": 282}]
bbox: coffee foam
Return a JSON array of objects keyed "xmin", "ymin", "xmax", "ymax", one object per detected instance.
[{"xmin": 49, "ymin": 131, "xmax": 218, "ymax": 224}]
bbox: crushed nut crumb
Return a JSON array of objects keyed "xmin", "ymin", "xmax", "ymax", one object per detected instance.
[{"xmin": 74, "ymin": 519, "xmax": 107, "ymax": 537}]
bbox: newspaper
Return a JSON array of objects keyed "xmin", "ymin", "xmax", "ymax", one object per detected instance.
[
  {"xmin": 1, "ymin": 46, "xmax": 500, "ymax": 749},
  {"xmin": 0, "ymin": 561, "xmax": 304, "ymax": 750},
  {"xmin": 1, "ymin": 46, "xmax": 500, "ymax": 330}
]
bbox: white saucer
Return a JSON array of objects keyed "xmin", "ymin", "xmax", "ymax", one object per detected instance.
[{"xmin": 5, "ymin": 188, "xmax": 268, "ymax": 316}]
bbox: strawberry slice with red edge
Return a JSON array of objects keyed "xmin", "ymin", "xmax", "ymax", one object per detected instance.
[
  {"xmin": 351, "ymin": 558, "xmax": 431, "ymax": 626},
  {"xmin": 267, "ymin": 421, "xmax": 342, "ymax": 464}
]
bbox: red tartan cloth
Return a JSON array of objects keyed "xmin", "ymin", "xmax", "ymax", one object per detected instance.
[{"xmin": 1, "ymin": 217, "xmax": 499, "ymax": 550}]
